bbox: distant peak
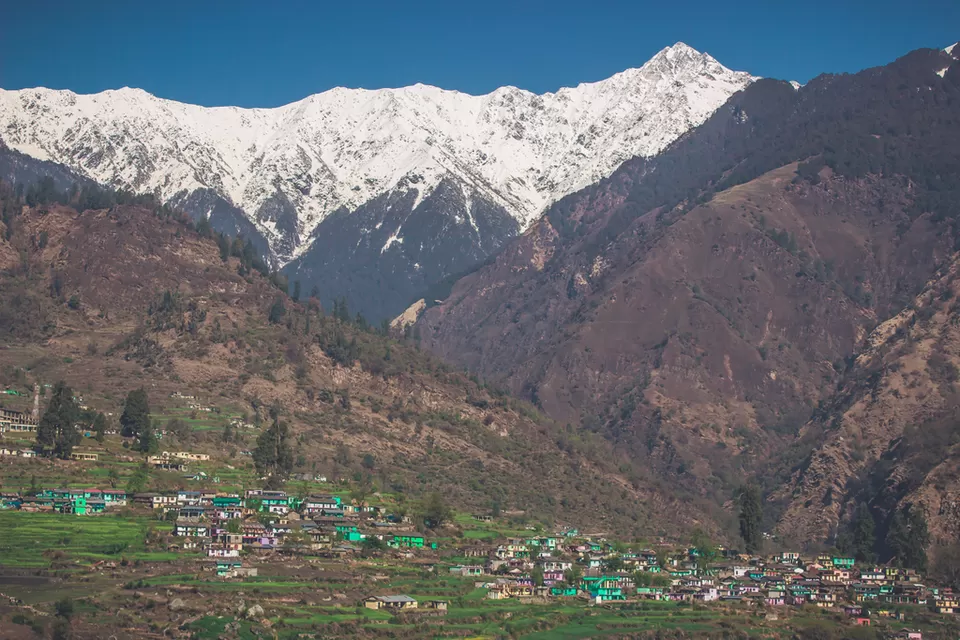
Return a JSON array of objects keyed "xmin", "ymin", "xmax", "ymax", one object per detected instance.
[
  {"xmin": 651, "ymin": 42, "xmax": 705, "ymax": 60},
  {"xmin": 947, "ymin": 42, "xmax": 958, "ymax": 57}
]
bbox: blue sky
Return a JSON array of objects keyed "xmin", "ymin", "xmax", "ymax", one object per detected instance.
[{"xmin": 2, "ymin": 0, "xmax": 958, "ymax": 107}]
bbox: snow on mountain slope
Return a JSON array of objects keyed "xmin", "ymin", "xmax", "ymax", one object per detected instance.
[{"xmin": 0, "ymin": 43, "xmax": 755, "ymax": 262}]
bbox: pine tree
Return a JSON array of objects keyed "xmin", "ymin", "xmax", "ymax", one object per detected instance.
[
  {"xmin": 93, "ymin": 412, "xmax": 107, "ymax": 443},
  {"xmin": 887, "ymin": 505, "xmax": 930, "ymax": 572},
  {"xmin": 738, "ymin": 484, "xmax": 763, "ymax": 554},
  {"xmin": 268, "ymin": 297, "xmax": 286, "ymax": 324},
  {"xmin": 137, "ymin": 420, "xmax": 157, "ymax": 454},
  {"xmin": 292, "ymin": 280, "xmax": 301, "ymax": 302},
  {"xmin": 253, "ymin": 416, "xmax": 293, "ymax": 487},
  {"xmin": 120, "ymin": 388, "xmax": 150, "ymax": 438},
  {"xmin": 36, "ymin": 381, "xmax": 81, "ymax": 459},
  {"xmin": 851, "ymin": 502, "xmax": 877, "ymax": 562}
]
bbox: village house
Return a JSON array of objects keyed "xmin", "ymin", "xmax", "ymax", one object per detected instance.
[
  {"xmin": 146, "ymin": 453, "xmax": 187, "ymax": 472},
  {"xmin": 173, "ymin": 451, "xmax": 210, "ymax": 462},
  {"xmin": 935, "ymin": 592, "xmax": 959, "ymax": 614},
  {"xmin": 175, "ymin": 520, "xmax": 211, "ymax": 537},
  {"xmin": 449, "ymin": 565, "xmax": 484, "ymax": 578},
  {"xmin": 389, "ymin": 534, "xmax": 425, "ymax": 549},
  {"xmin": 302, "ymin": 494, "xmax": 341, "ymax": 515},
  {"xmin": 0, "ymin": 407, "xmax": 38, "ymax": 433},
  {"xmin": 363, "ymin": 595, "xmax": 418, "ymax": 611},
  {"xmin": 134, "ymin": 493, "xmax": 178, "ymax": 509}
]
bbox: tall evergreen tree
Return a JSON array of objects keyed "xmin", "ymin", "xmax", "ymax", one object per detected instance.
[
  {"xmin": 92, "ymin": 412, "xmax": 107, "ymax": 443},
  {"xmin": 887, "ymin": 505, "xmax": 930, "ymax": 572},
  {"xmin": 36, "ymin": 381, "xmax": 81, "ymax": 459},
  {"xmin": 137, "ymin": 419, "xmax": 157, "ymax": 454},
  {"xmin": 120, "ymin": 388, "xmax": 150, "ymax": 438},
  {"xmin": 738, "ymin": 484, "xmax": 763, "ymax": 554},
  {"xmin": 268, "ymin": 297, "xmax": 286, "ymax": 324},
  {"xmin": 253, "ymin": 416, "xmax": 294, "ymax": 488},
  {"xmin": 851, "ymin": 502, "xmax": 877, "ymax": 562}
]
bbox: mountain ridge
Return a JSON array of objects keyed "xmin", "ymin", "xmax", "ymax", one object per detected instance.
[
  {"xmin": 411, "ymin": 43, "xmax": 960, "ymax": 542},
  {"xmin": 0, "ymin": 42, "xmax": 755, "ymax": 266}
]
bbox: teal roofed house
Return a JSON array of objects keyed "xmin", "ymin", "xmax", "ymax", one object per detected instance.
[
  {"xmin": 833, "ymin": 557, "xmax": 855, "ymax": 569},
  {"xmin": 213, "ymin": 495, "xmax": 242, "ymax": 508},
  {"xmin": 216, "ymin": 560, "xmax": 242, "ymax": 577},
  {"xmin": 335, "ymin": 524, "xmax": 363, "ymax": 542},
  {"xmin": 582, "ymin": 576, "xmax": 626, "ymax": 601},
  {"xmin": 550, "ymin": 586, "xmax": 578, "ymax": 597},
  {"xmin": 636, "ymin": 586, "xmax": 666, "ymax": 597},
  {"xmin": 388, "ymin": 534, "xmax": 424, "ymax": 549},
  {"xmin": 255, "ymin": 491, "xmax": 289, "ymax": 510},
  {"xmin": 102, "ymin": 490, "xmax": 127, "ymax": 505},
  {"xmin": 526, "ymin": 536, "xmax": 559, "ymax": 549}
]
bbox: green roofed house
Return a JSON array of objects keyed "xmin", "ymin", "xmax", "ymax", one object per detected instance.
[
  {"xmin": 582, "ymin": 576, "xmax": 626, "ymax": 602},
  {"xmin": 215, "ymin": 560, "xmax": 242, "ymax": 577},
  {"xmin": 389, "ymin": 534, "xmax": 425, "ymax": 549},
  {"xmin": 335, "ymin": 524, "xmax": 363, "ymax": 542},
  {"xmin": 833, "ymin": 557, "xmax": 856, "ymax": 569}
]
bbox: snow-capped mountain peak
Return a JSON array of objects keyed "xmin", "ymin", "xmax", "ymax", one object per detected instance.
[{"xmin": 0, "ymin": 43, "xmax": 756, "ymax": 262}]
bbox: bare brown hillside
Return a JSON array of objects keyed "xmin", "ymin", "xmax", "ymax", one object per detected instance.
[
  {"xmin": 413, "ymin": 46, "xmax": 960, "ymax": 537},
  {"xmin": 777, "ymin": 254, "xmax": 960, "ymax": 547},
  {"xmin": 417, "ymin": 162, "xmax": 949, "ymax": 514},
  {"xmin": 0, "ymin": 197, "xmax": 709, "ymax": 537}
]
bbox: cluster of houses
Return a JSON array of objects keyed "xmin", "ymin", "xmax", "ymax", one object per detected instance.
[
  {"xmin": 169, "ymin": 391, "xmax": 215, "ymax": 414},
  {"xmin": 444, "ymin": 536, "xmax": 958, "ymax": 619},
  {"xmin": 2, "ymin": 483, "xmax": 958, "ymax": 627},
  {"xmin": 0, "ymin": 486, "xmax": 436, "ymax": 561}
]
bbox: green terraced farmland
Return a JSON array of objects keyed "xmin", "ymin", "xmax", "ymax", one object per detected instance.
[{"xmin": 0, "ymin": 511, "xmax": 169, "ymax": 568}]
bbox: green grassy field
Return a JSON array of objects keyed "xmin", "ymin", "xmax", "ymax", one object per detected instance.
[{"xmin": 0, "ymin": 511, "xmax": 172, "ymax": 568}]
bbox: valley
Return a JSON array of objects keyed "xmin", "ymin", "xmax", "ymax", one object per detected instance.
[{"xmin": 0, "ymin": 18, "xmax": 959, "ymax": 639}]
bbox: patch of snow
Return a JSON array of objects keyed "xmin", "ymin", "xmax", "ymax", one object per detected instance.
[
  {"xmin": 381, "ymin": 230, "xmax": 403, "ymax": 254},
  {"xmin": 946, "ymin": 42, "xmax": 958, "ymax": 56},
  {"xmin": 937, "ymin": 67, "xmax": 949, "ymax": 78},
  {"xmin": 789, "ymin": 81, "xmax": 802, "ymax": 91}
]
